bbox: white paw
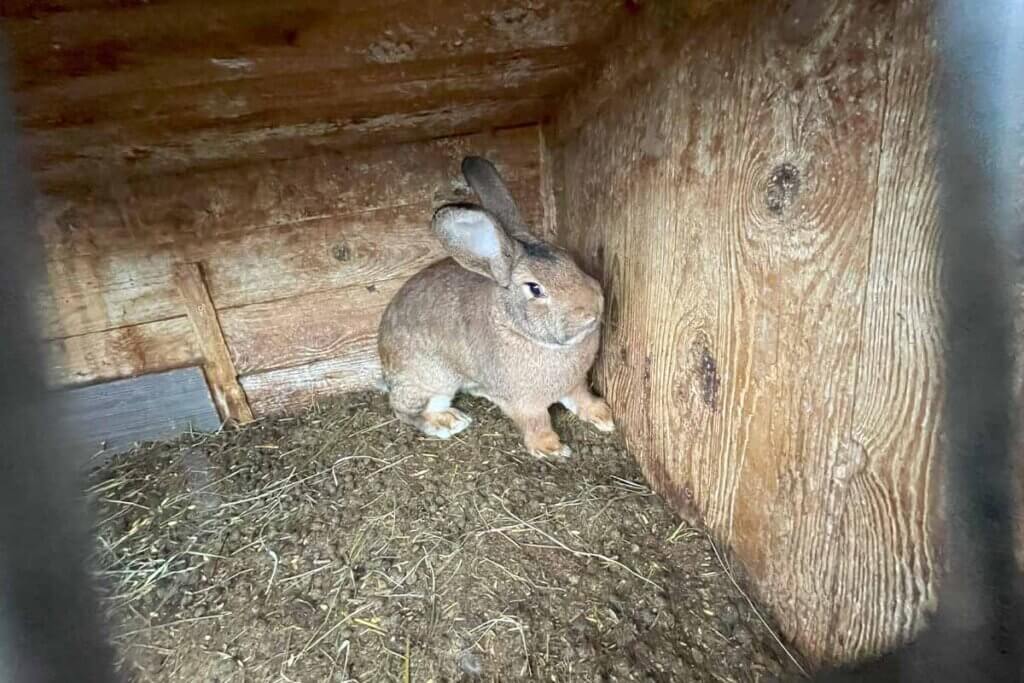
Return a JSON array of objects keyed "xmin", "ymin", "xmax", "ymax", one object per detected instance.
[
  {"xmin": 528, "ymin": 443, "xmax": 572, "ymax": 460},
  {"xmin": 421, "ymin": 408, "xmax": 472, "ymax": 439}
]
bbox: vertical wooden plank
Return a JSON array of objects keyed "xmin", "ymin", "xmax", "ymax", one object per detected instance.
[
  {"xmin": 173, "ymin": 262, "xmax": 254, "ymax": 424},
  {"xmin": 537, "ymin": 125, "xmax": 560, "ymax": 244},
  {"xmin": 834, "ymin": 0, "xmax": 942, "ymax": 659},
  {"xmin": 551, "ymin": 0, "xmax": 917, "ymax": 666}
]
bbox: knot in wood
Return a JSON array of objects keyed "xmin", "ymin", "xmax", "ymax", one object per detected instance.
[
  {"xmin": 331, "ymin": 243, "xmax": 352, "ymax": 262},
  {"xmin": 765, "ymin": 163, "xmax": 801, "ymax": 215}
]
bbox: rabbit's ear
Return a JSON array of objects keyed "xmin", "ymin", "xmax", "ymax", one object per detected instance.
[
  {"xmin": 461, "ymin": 156, "xmax": 536, "ymax": 243},
  {"xmin": 433, "ymin": 205, "xmax": 518, "ymax": 286}
]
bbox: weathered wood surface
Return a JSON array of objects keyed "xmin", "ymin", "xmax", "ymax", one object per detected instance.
[
  {"xmin": 37, "ymin": 128, "xmax": 540, "ymax": 258},
  {"xmin": 38, "ymin": 128, "xmax": 541, "ymax": 339},
  {"xmin": 46, "ymin": 316, "xmax": 199, "ymax": 387},
  {"xmin": 173, "ymin": 262, "xmax": 254, "ymax": 424},
  {"xmin": 2, "ymin": 0, "xmax": 623, "ymax": 188},
  {"xmin": 550, "ymin": 0, "xmax": 940, "ymax": 666},
  {"xmin": 57, "ymin": 366, "xmax": 221, "ymax": 464},
  {"xmin": 239, "ymin": 339, "xmax": 382, "ymax": 417},
  {"xmin": 40, "ymin": 203, "xmax": 443, "ymax": 339},
  {"xmin": 221, "ymin": 279, "xmax": 402, "ymax": 376}
]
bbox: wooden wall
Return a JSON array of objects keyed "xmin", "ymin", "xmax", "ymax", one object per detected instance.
[
  {"xmin": 547, "ymin": 0, "xmax": 942, "ymax": 667},
  {"xmin": 1, "ymin": 0, "xmax": 618, "ymax": 440},
  {"xmin": 3, "ymin": 0, "xmax": 623, "ymax": 192},
  {"xmin": 41, "ymin": 126, "xmax": 545, "ymax": 419}
]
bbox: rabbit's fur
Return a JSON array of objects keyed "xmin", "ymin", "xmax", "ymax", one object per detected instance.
[{"xmin": 377, "ymin": 156, "xmax": 614, "ymax": 458}]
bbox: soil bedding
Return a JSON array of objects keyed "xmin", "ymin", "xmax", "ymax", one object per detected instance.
[{"xmin": 88, "ymin": 392, "xmax": 804, "ymax": 682}]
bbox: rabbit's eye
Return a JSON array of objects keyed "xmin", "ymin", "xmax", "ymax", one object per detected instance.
[{"xmin": 524, "ymin": 282, "xmax": 545, "ymax": 298}]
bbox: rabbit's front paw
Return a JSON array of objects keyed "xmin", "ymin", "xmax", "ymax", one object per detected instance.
[
  {"xmin": 525, "ymin": 431, "xmax": 572, "ymax": 459},
  {"xmin": 579, "ymin": 399, "xmax": 615, "ymax": 433},
  {"xmin": 421, "ymin": 408, "xmax": 472, "ymax": 439}
]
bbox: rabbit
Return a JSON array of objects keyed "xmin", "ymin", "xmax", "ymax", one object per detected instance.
[{"xmin": 377, "ymin": 156, "xmax": 615, "ymax": 458}]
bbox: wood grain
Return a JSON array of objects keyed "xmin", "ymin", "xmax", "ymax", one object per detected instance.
[
  {"xmin": 37, "ymin": 128, "xmax": 541, "ymax": 258},
  {"xmin": 3, "ymin": 0, "xmax": 622, "ymax": 185},
  {"xmin": 4, "ymin": 0, "xmax": 618, "ymax": 90},
  {"xmin": 46, "ymin": 316, "xmax": 199, "ymax": 387},
  {"xmin": 31, "ymin": 100, "xmax": 553, "ymax": 191},
  {"xmin": 220, "ymin": 279, "xmax": 403, "ymax": 376},
  {"xmin": 37, "ymin": 128, "xmax": 543, "ymax": 339},
  {"xmin": 831, "ymin": 0, "xmax": 942, "ymax": 659},
  {"xmin": 173, "ymin": 262, "xmax": 253, "ymax": 424},
  {"xmin": 239, "ymin": 339, "xmax": 383, "ymax": 417},
  {"xmin": 550, "ymin": 0, "xmax": 928, "ymax": 666},
  {"xmin": 56, "ymin": 366, "xmax": 221, "ymax": 465}
]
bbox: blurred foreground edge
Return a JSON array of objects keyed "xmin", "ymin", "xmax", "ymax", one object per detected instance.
[
  {"xmin": 818, "ymin": 1, "xmax": 1024, "ymax": 681},
  {"xmin": 0, "ymin": 43, "xmax": 118, "ymax": 683}
]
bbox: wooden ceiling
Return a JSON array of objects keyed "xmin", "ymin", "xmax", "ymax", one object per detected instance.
[{"xmin": 1, "ymin": 0, "xmax": 627, "ymax": 193}]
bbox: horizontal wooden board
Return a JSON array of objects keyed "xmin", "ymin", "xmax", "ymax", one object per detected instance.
[
  {"xmin": 46, "ymin": 316, "xmax": 199, "ymax": 387},
  {"xmin": 56, "ymin": 366, "xmax": 221, "ymax": 464},
  {"xmin": 38, "ymin": 127, "xmax": 541, "ymax": 258},
  {"xmin": 39, "ymin": 203, "xmax": 443, "ymax": 339},
  {"xmin": 20, "ymin": 47, "xmax": 580, "ymax": 136},
  {"xmin": 5, "ymin": 0, "xmax": 619, "ymax": 92},
  {"xmin": 43, "ymin": 277, "xmax": 405, "ymax": 387},
  {"xmin": 239, "ymin": 339, "xmax": 382, "ymax": 416},
  {"xmin": 38, "ymin": 129, "xmax": 544, "ymax": 339},
  {"xmin": 4, "ymin": 0, "xmax": 622, "ymax": 185},
  {"xmin": 31, "ymin": 98, "xmax": 552, "ymax": 190},
  {"xmin": 220, "ymin": 278, "xmax": 403, "ymax": 376}
]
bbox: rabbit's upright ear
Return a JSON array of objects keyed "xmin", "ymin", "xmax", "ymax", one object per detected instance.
[
  {"xmin": 433, "ymin": 205, "xmax": 518, "ymax": 286},
  {"xmin": 461, "ymin": 156, "xmax": 537, "ymax": 243}
]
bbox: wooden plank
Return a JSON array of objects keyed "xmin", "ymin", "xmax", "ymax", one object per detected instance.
[
  {"xmin": 833, "ymin": 0, "xmax": 942, "ymax": 658},
  {"xmin": 46, "ymin": 316, "xmax": 199, "ymax": 387},
  {"xmin": 42, "ymin": 278, "xmax": 400, "ymax": 387},
  {"xmin": 19, "ymin": 47, "xmax": 580, "ymax": 137},
  {"xmin": 550, "ymin": 0, "xmax": 900, "ymax": 666},
  {"xmin": 4, "ymin": 0, "xmax": 619, "ymax": 91},
  {"xmin": 29, "ymin": 98, "xmax": 552, "ymax": 190},
  {"xmin": 220, "ymin": 278, "xmax": 402, "ymax": 376},
  {"xmin": 39, "ymin": 203, "xmax": 443, "ymax": 339},
  {"xmin": 173, "ymin": 262, "xmax": 254, "ymax": 424},
  {"xmin": 537, "ymin": 125, "xmax": 560, "ymax": 243},
  {"xmin": 56, "ymin": 366, "xmax": 221, "ymax": 464},
  {"xmin": 4, "ymin": 0, "xmax": 622, "ymax": 186},
  {"xmin": 37, "ymin": 128, "xmax": 541, "ymax": 258},
  {"xmin": 239, "ymin": 339, "xmax": 382, "ymax": 417},
  {"xmin": 37, "ymin": 128, "xmax": 544, "ymax": 339}
]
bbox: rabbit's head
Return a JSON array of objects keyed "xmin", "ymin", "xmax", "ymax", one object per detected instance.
[{"xmin": 431, "ymin": 157, "xmax": 604, "ymax": 348}]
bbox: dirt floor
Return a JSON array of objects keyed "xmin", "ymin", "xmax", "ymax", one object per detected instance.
[{"xmin": 87, "ymin": 391, "xmax": 806, "ymax": 682}]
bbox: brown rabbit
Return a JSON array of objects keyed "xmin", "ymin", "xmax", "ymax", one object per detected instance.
[{"xmin": 377, "ymin": 156, "xmax": 614, "ymax": 458}]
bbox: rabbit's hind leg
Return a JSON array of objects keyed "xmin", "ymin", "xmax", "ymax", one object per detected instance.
[{"xmin": 389, "ymin": 383, "xmax": 471, "ymax": 439}]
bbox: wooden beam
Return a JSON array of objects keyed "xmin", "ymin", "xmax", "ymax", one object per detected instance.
[
  {"xmin": 3, "ymin": 0, "xmax": 619, "ymax": 91},
  {"xmin": 28, "ymin": 98, "xmax": 553, "ymax": 190},
  {"xmin": 173, "ymin": 262, "xmax": 253, "ymax": 424}
]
